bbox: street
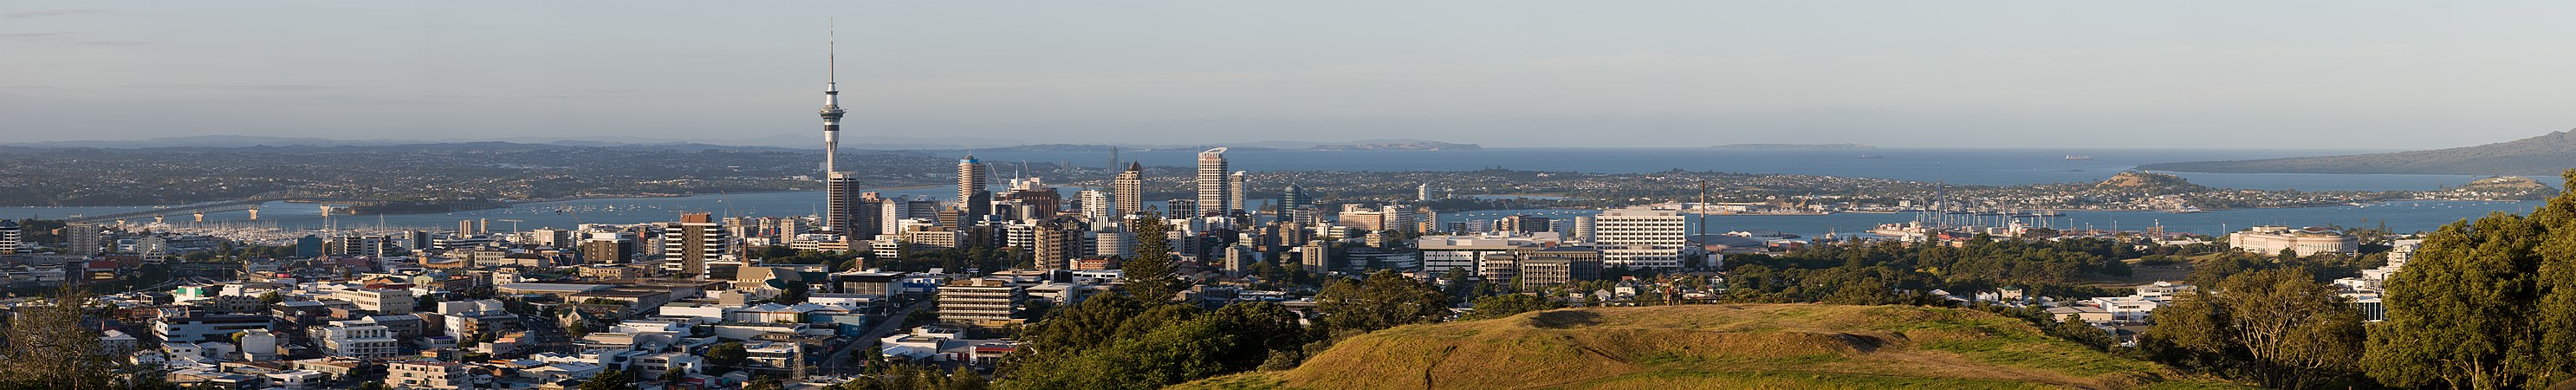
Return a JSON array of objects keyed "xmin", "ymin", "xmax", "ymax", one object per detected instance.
[{"xmin": 817, "ymin": 298, "xmax": 934, "ymax": 374}]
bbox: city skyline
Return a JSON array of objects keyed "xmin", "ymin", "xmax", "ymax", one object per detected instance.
[{"xmin": 10, "ymin": 3, "xmax": 2576, "ymax": 149}]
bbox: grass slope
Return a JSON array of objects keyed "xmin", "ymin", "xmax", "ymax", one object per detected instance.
[{"xmin": 1183, "ymin": 304, "xmax": 2243, "ymax": 390}]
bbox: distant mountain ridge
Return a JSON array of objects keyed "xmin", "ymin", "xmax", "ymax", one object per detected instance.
[
  {"xmin": 2138, "ymin": 130, "xmax": 2576, "ymax": 175},
  {"xmin": 1712, "ymin": 143, "xmax": 1877, "ymax": 150}
]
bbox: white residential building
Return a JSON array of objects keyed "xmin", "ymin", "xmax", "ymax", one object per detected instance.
[{"xmin": 315, "ymin": 325, "xmax": 400, "ymax": 359}]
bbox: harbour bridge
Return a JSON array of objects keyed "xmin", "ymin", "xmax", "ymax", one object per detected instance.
[{"xmin": 66, "ymin": 196, "xmax": 386, "ymax": 224}]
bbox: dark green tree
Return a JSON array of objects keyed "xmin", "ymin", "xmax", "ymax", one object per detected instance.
[
  {"xmin": 2366, "ymin": 171, "xmax": 2576, "ymax": 390},
  {"xmin": 705, "ymin": 342, "xmax": 749, "ymax": 371},
  {"xmin": 1119, "ymin": 212, "xmax": 1185, "ymax": 302},
  {"xmin": 1461, "ymin": 294, "xmax": 1564, "ymax": 321},
  {"xmin": 2144, "ymin": 268, "xmax": 2365, "ymax": 388},
  {"xmin": 577, "ymin": 369, "xmax": 631, "ymax": 390},
  {"xmin": 1314, "ymin": 270, "xmax": 1450, "ymax": 334}
]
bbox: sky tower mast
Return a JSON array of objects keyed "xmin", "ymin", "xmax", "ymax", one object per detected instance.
[{"xmin": 820, "ymin": 24, "xmax": 845, "ymax": 172}]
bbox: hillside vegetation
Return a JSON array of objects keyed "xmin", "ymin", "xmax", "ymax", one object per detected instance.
[
  {"xmin": 1185, "ymin": 304, "xmax": 2242, "ymax": 390},
  {"xmin": 2137, "ymin": 130, "xmax": 2576, "ymax": 175}
]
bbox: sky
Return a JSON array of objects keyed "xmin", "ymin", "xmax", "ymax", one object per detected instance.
[{"xmin": 4, "ymin": 2, "xmax": 2576, "ymax": 149}]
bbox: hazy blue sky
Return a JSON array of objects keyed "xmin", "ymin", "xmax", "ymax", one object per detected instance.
[{"xmin": 5, "ymin": 2, "xmax": 2574, "ymax": 148}]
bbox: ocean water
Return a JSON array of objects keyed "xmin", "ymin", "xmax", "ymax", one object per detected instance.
[
  {"xmin": 1443, "ymin": 200, "xmax": 2543, "ymax": 239},
  {"xmin": 1, "ymin": 148, "xmax": 2552, "ymax": 233},
  {"xmin": 966, "ymin": 147, "xmax": 2498, "ymax": 191}
]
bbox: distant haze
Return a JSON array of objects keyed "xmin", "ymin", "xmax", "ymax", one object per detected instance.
[{"xmin": 4, "ymin": 2, "xmax": 2573, "ymax": 149}]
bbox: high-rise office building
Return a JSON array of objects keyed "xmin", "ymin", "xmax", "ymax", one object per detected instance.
[
  {"xmin": 957, "ymin": 155, "xmax": 992, "ymax": 222},
  {"xmin": 1113, "ymin": 162, "xmax": 1143, "ymax": 220},
  {"xmin": 1418, "ymin": 183, "xmax": 1432, "ymax": 202},
  {"xmin": 661, "ymin": 212, "xmax": 730, "ymax": 276},
  {"xmin": 1593, "ymin": 207, "xmax": 1685, "ymax": 270},
  {"xmin": 826, "ymin": 172, "xmax": 861, "ymax": 235},
  {"xmin": 1196, "ymin": 147, "xmax": 1230, "ymax": 216},
  {"xmin": 1277, "ymin": 184, "xmax": 1311, "ymax": 222},
  {"xmin": 1228, "ymin": 171, "xmax": 1248, "ymax": 216}
]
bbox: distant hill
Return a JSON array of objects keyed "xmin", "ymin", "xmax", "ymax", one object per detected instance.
[
  {"xmin": 2138, "ymin": 130, "xmax": 2576, "ymax": 175},
  {"xmin": 1712, "ymin": 143, "xmax": 1877, "ymax": 151},
  {"xmin": 1185, "ymin": 304, "xmax": 2238, "ymax": 390}
]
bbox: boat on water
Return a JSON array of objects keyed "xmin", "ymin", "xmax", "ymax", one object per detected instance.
[
  {"xmin": 1855, "ymin": 154, "xmax": 1884, "ymax": 159},
  {"xmin": 2064, "ymin": 155, "xmax": 2094, "ymax": 160},
  {"xmin": 2169, "ymin": 206, "xmax": 2205, "ymax": 213}
]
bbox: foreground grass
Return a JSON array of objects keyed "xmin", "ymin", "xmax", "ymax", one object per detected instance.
[{"xmin": 1179, "ymin": 303, "xmax": 2247, "ymax": 390}]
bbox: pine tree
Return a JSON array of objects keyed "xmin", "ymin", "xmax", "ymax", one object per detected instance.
[{"xmin": 1119, "ymin": 211, "xmax": 1184, "ymax": 302}]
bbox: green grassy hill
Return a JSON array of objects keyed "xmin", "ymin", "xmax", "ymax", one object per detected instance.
[{"xmin": 1182, "ymin": 304, "xmax": 2244, "ymax": 390}]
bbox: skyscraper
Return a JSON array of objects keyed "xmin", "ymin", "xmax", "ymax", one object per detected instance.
[
  {"xmin": 827, "ymin": 172, "xmax": 861, "ymax": 234},
  {"xmin": 1228, "ymin": 171, "xmax": 1247, "ymax": 216},
  {"xmin": 1196, "ymin": 147, "xmax": 1230, "ymax": 215},
  {"xmin": 1418, "ymin": 183, "xmax": 1432, "ymax": 202},
  {"xmin": 1113, "ymin": 162, "xmax": 1143, "ymax": 219},
  {"xmin": 957, "ymin": 154, "xmax": 991, "ymax": 223},
  {"xmin": 1277, "ymin": 184, "xmax": 1310, "ymax": 222}
]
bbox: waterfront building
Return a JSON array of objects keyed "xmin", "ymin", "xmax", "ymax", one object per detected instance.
[{"xmin": 958, "ymin": 155, "xmax": 993, "ymax": 222}]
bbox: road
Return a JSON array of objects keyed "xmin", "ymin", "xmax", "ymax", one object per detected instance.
[{"xmin": 818, "ymin": 298, "xmax": 935, "ymax": 374}]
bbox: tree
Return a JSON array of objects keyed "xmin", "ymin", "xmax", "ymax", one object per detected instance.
[
  {"xmin": 0, "ymin": 285, "xmax": 123, "ymax": 390},
  {"xmin": 1314, "ymin": 270, "xmax": 1450, "ymax": 334},
  {"xmin": 2366, "ymin": 171, "xmax": 2576, "ymax": 390},
  {"xmin": 1462, "ymin": 294, "xmax": 1564, "ymax": 321},
  {"xmin": 706, "ymin": 342, "xmax": 749, "ymax": 371},
  {"xmin": 1119, "ymin": 212, "xmax": 1185, "ymax": 302},
  {"xmin": 2143, "ymin": 268, "xmax": 2365, "ymax": 389},
  {"xmin": 576, "ymin": 369, "xmax": 631, "ymax": 390},
  {"xmin": 257, "ymin": 291, "xmax": 282, "ymax": 305},
  {"xmin": 660, "ymin": 367, "xmax": 687, "ymax": 383}
]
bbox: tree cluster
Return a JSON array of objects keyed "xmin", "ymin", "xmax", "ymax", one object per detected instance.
[{"xmin": 2365, "ymin": 171, "xmax": 2576, "ymax": 390}]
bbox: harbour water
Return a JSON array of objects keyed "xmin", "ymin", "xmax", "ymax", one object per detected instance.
[{"xmin": 0, "ymin": 148, "xmax": 2555, "ymax": 236}]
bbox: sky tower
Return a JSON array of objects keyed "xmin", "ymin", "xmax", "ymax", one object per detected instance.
[
  {"xmin": 820, "ymin": 28, "xmax": 845, "ymax": 172},
  {"xmin": 820, "ymin": 26, "xmax": 857, "ymax": 235}
]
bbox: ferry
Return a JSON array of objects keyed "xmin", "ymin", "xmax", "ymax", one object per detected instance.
[{"xmin": 2064, "ymin": 155, "xmax": 2094, "ymax": 160}]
